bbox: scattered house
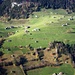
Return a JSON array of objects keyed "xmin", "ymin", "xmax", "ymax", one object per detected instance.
[
  {"xmin": 62, "ymin": 24, "xmax": 67, "ymax": 27},
  {"xmin": 10, "ymin": 55, "xmax": 15, "ymax": 58},
  {"xmin": 25, "ymin": 26, "xmax": 30, "ymax": 29},
  {"xmin": 11, "ymin": 2, "xmax": 18, "ymax": 8},
  {"xmin": 8, "ymin": 32, "xmax": 15, "ymax": 36},
  {"xmin": 35, "ymin": 40, "xmax": 38, "ymax": 43},
  {"xmin": 62, "ymin": 24, "xmax": 65, "ymax": 26},
  {"xmin": 50, "ymin": 21, "xmax": 53, "ymax": 23},
  {"xmin": 5, "ymin": 27, "xmax": 11, "ymax": 30},
  {"xmin": 39, "ymin": 46, "xmax": 42, "ymax": 49},
  {"xmin": 62, "ymin": 23, "xmax": 69, "ymax": 27},
  {"xmin": 6, "ymin": 48, "xmax": 11, "ymax": 51},
  {"xmin": 68, "ymin": 17, "xmax": 73, "ymax": 20},
  {"xmin": 52, "ymin": 73, "xmax": 57, "ymax": 75},
  {"xmin": 65, "ymin": 61, "xmax": 68, "ymax": 63},
  {"xmin": 32, "ymin": 28, "xmax": 40, "ymax": 32},
  {"xmin": 65, "ymin": 23, "xmax": 69, "ymax": 25},
  {"xmin": 52, "ymin": 72, "xmax": 63, "ymax": 75},
  {"xmin": 68, "ymin": 19, "xmax": 70, "ymax": 20},
  {"xmin": 36, "ymin": 47, "xmax": 42, "ymax": 51},
  {"xmin": 58, "ymin": 72, "xmax": 63, "ymax": 75},
  {"xmin": 10, "ymin": 26, "xmax": 15, "ymax": 28},
  {"xmin": 46, "ymin": 48, "xmax": 51, "ymax": 51},
  {"xmin": 7, "ymin": 40, "xmax": 12, "ymax": 42},
  {"xmin": 25, "ymin": 30, "xmax": 29, "ymax": 33},
  {"xmin": 11, "ymin": 70, "xmax": 16, "ymax": 73},
  {"xmin": 11, "ymin": 2, "xmax": 23, "ymax": 8},
  {"xmin": 35, "ymin": 15, "xmax": 38, "ymax": 18},
  {"xmin": 19, "ymin": 45, "xmax": 23, "ymax": 49},
  {"xmin": 34, "ymin": 49, "xmax": 39, "ymax": 59},
  {"xmin": 16, "ymin": 30, "xmax": 19, "ymax": 32}
]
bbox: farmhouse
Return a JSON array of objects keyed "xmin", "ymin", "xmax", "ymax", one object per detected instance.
[
  {"xmin": 35, "ymin": 40, "xmax": 38, "ymax": 43},
  {"xmin": 25, "ymin": 26, "xmax": 30, "ymax": 29},
  {"xmin": 65, "ymin": 23, "xmax": 69, "ymax": 25},
  {"xmin": 68, "ymin": 17, "xmax": 73, "ymax": 20},
  {"xmin": 11, "ymin": 2, "xmax": 23, "ymax": 8},
  {"xmin": 25, "ymin": 30, "xmax": 29, "ymax": 34},
  {"xmin": 10, "ymin": 26, "xmax": 15, "ymax": 28},
  {"xmin": 52, "ymin": 73, "xmax": 56, "ymax": 75},
  {"xmin": 52, "ymin": 72, "xmax": 63, "ymax": 75},
  {"xmin": 10, "ymin": 55, "xmax": 15, "ymax": 58},
  {"xmin": 35, "ymin": 15, "xmax": 38, "ymax": 18},
  {"xmin": 8, "ymin": 32, "xmax": 15, "ymax": 36},
  {"xmin": 16, "ymin": 30, "xmax": 19, "ymax": 32},
  {"xmin": 7, "ymin": 40, "xmax": 12, "ymax": 42},
  {"xmin": 5, "ymin": 27, "xmax": 10, "ymax": 30},
  {"xmin": 50, "ymin": 21, "xmax": 53, "ymax": 23},
  {"xmin": 62, "ymin": 24, "xmax": 67, "ymax": 26},
  {"xmin": 32, "ymin": 28, "xmax": 40, "ymax": 31},
  {"xmin": 58, "ymin": 72, "xmax": 63, "ymax": 75}
]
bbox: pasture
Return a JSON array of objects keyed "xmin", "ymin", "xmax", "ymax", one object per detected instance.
[
  {"xmin": 27, "ymin": 64, "xmax": 74, "ymax": 75},
  {"xmin": 0, "ymin": 9, "xmax": 75, "ymax": 75},
  {"xmin": 0, "ymin": 9, "xmax": 75, "ymax": 53}
]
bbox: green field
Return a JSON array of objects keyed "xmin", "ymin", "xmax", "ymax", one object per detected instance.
[
  {"xmin": 27, "ymin": 64, "xmax": 74, "ymax": 75},
  {"xmin": 0, "ymin": 9, "xmax": 75, "ymax": 75},
  {"xmin": 0, "ymin": 9, "xmax": 75, "ymax": 52},
  {"xmin": 0, "ymin": 9, "xmax": 75, "ymax": 54}
]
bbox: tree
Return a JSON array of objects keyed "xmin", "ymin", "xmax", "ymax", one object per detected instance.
[
  {"xmin": 1, "ymin": 0, "xmax": 75, "ymax": 18},
  {"xmin": 0, "ymin": 67, "xmax": 7, "ymax": 75},
  {"xmin": 0, "ymin": 51, "xmax": 4, "ymax": 57}
]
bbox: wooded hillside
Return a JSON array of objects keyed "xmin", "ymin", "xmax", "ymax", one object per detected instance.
[{"xmin": 0, "ymin": 0, "xmax": 75, "ymax": 19}]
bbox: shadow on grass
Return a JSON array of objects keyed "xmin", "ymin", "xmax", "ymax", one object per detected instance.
[
  {"xmin": 68, "ymin": 32, "xmax": 75, "ymax": 34},
  {"xmin": 0, "ymin": 67, "xmax": 7, "ymax": 75}
]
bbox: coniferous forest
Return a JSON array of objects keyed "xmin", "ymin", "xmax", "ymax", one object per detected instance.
[{"xmin": 0, "ymin": 0, "xmax": 75, "ymax": 19}]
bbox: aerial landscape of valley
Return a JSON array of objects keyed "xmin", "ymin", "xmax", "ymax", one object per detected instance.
[{"xmin": 0, "ymin": 0, "xmax": 75, "ymax": 75}]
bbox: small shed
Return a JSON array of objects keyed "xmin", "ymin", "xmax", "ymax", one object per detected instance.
[
  {"xmin": 52, "ymin": 73, "xmax": 56, "ymax": 75},
  {"xmin": 25, "ymin": 26, "xmax": 30, "ymax": 29},
  {"xmin": 32, "ymin": 28, "xmax": 40, "ymax": 32},
  {"xmin": 58, "ymin": 72, "xmax": 63, "ymax": 75}
]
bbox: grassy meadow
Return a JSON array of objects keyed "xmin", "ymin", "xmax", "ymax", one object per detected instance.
[
  {"xmin": 0, "ymin": 9, "xmax": 75, "ymax": 75},
  {"xmin": 1, "ymin": 9, "xmax": 75, "ymax": 51},
  {"xmin": 27, "ymin": 64, "xmax": 74, "ymax": 75}
]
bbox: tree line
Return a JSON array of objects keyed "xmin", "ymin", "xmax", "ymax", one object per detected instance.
[
  {"xmin": 0, "ymin": 0, "xmax": 75, "ymax": 19},
  {"xmin": 49, "ymin": 41, "xmax": 75, "ymax": 63}
]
